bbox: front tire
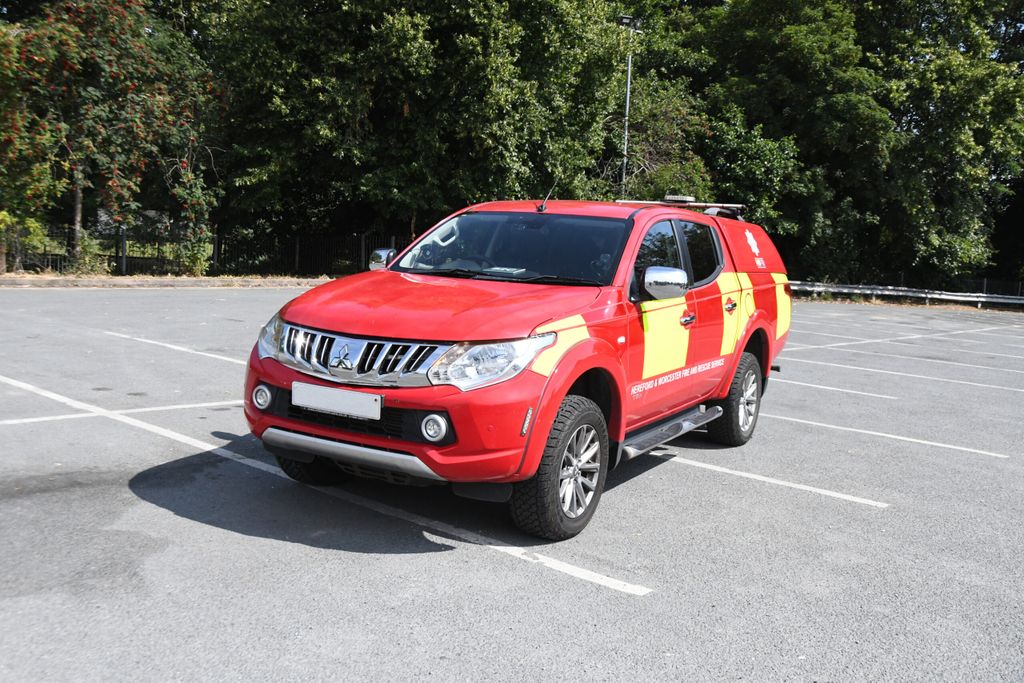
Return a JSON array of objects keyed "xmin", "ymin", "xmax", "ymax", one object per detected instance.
[
  {"xmin": 707, "ymin": 351, "xmax": 763, "ymax": 446},
  {"xmin": 510, "ymin": 395, "xmax": 609, "ymax": 541}
]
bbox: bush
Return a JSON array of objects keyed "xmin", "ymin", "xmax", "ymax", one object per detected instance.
[
  {"xmin": 66, "ymin": 231, "xmax": 110, "ymax": 275},
  {"xmin": 1, "ymin": 210, "xmax": 57, "ymax": 272}
]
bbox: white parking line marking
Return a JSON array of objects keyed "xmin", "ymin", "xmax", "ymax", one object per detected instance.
[
  {"xmin": 885, "ymin": 340, "xmax": 1024, "ymax": 361},
  {"xmin": 653, "ymin": 454, "xmax": 889, "ymax": 508},
  {"xmin": 962, "ymin": 330, "xmax": 1024, "ymax": 342},
  {"xmin": 771, "ymin": 378, "xmax": 898, "ymax": 400},
  {"xmin": 793, "ymin": 318, "xmax": 953, "ymax": 334},
  {"xmin": 813, "ymin": 347, "xmax": 1024, "ymax": 375},
  {"xmin": 785, "ymin": 324, "xmax": 1017, "ymax": 351},
  {"xmin": 0, "ymin": 400, "xmax": 244, "ymax": 426},
  {"xmin": 939, "ymin": 337, "xmax": 1024, "ymax": 351},
  {"xmin": 104, "ymin": 331, "xmax": 247, "ymax": 365},
  {"xmin": 761, "ymin": 413, "xmax": 1011, "ymax": 459},
  {"xmin": 790, "ymin": 319, "xmax": 905, "ymax": 331},
  {"xmin": 0, "ymin": 412, "xmax": 95, "ymax": 426},
  {"xmin": 778, "ymin": 357, "xmax": 1024, "ymax": 394},
  {"xmin": 0, "ymin": 373, "xmax": 653, "ymax": 597},
  {"xmin": 122, "ymin": 400, "xmax": 244, "ymax": 414},
  {"xmin": 790, "ymin": 329, "xmax": 872, "ymax": 341}
]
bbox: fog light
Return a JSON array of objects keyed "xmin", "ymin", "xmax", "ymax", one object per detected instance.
[
  {"xmin": 421, "ymin": 414, "xmax": 448, "ymax": 442},
  {"xmin": 252, "ymin": 384, "xmax": 273, "ymax": 410}
]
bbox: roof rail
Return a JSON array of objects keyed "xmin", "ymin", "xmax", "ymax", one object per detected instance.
[{"xmin": 615, "ymin": 196, "xmax": 748, "ymax": 220}]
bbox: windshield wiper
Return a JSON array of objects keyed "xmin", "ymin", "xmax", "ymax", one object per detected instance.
[
  {"xmin": 516, "ymin": 274, "xmax": 604, "ymax": 286},
  {"xmin": 421, "ymin": 268, "xmax": 484, "ymax": 279}
]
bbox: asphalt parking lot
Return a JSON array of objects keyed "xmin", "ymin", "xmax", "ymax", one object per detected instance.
[{"xmin": 1, "ymin": 288, "xmax": 1022, "ymax": 680}]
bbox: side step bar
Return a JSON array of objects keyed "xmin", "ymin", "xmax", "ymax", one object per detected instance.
[{"xmin": 620, "ymin": 405, "xmax": 723, "ymax": 461}]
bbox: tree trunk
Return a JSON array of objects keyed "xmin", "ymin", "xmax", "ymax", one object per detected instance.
[
  {"xmin": 71, "ymin": 169, "xmax": 83, "ymax": 259},
  {"xmin": 0, "ymin": 239, "xmax": 6, "ymax": 274}
]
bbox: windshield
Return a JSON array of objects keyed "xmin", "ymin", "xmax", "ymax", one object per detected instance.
[{"xmin": 393, "ymin": 212, "xmax": 630, "ymax": 286}]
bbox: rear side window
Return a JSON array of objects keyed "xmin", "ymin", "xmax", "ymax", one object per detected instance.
[{"xmin": 678, "ymin": 221, "xmax": 720, "ymax": 285}]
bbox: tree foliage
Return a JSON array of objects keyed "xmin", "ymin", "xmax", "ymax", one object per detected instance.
[
  {"xmin": 852, "ymin": 0, "xmax": 1024, "ymax": 278},
  {"xmin": 198, "ymin": 0, "xmax": 622, "ymax": 239},
  {"xmin": 1, "ymin": 0, "xmax": 1022, "ymax": 282},
  {"xmin": 1, "ymin": 0, "xmax": 217, "ymax": 272}
]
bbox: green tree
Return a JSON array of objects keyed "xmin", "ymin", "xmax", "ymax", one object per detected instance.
[
  {"xmin": 0, "ymin": 22, "xmax": 64, "ymax": 271},
  {"xmin": 684, "ymin": 0, "xmax": 897, "ymax": 280},
  {"xmin": 4, "ymin": 0, "xmax": 218, "ymax": 272},
  {"xmin": 853, "ymin": 0, "xmax": 1024, "ymax": 280},
  {"xmin": 638, "ymin": 0, "xmax": 1024, "ymax": 283},
  {"xmin": 602, "ymin": 3, "xmax": 809, "ymax": 240},
  {"xmin": 201, "ymin": 0, "xmax": 622, "ymax": 246},
  {"xmin": 0, "ymin": 209, "xmax": 57, "ymax": 272}
]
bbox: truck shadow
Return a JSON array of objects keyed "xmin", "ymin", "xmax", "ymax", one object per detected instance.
[
  {"xmin": 129, "ymin": 432, "xmax": 713, "ymax": 554},
  {"xmin": 129, "ymin": 450, "xmax": 460, "ymax": 555},
  {"xmin": 663, "ymin": 429, "xmax": 735, "ymax": 451},
  {"xmin": 128, "ymin": 433, "xmax": 556, "ymax": 554},
  {"xmin": 604, "ymin": 431, "xmax": 733, "ymax": 491}
]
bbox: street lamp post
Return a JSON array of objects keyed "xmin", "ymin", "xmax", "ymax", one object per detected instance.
[{"xmin": 618, "ymin": 15, "xmax": 641, "ymax": 198}]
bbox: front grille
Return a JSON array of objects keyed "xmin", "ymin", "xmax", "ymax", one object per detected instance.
[
  {"xmin": 275, "ymin": 323, "xmax": 450, "ymax": 388},
  {"xmin": 266, "ymin": 386, "xmax": 456, "ymax": 446}
]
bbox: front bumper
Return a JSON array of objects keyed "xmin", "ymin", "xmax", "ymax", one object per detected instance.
[
  {"xmin": 261, "ymin": 428, "xmax": 445, "ymax": 480},
  {"xmin": 244, "ymin": 347, "xmax": 547, "ymax": 483}
]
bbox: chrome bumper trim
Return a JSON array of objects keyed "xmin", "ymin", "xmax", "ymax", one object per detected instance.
[{"xmin": 261, "ymin": 428, "xmax": 446, "ymax": 481}]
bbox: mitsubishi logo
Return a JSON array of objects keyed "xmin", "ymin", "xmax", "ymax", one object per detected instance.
[{"xmin": 329, "ymin": 344, "xmax": 354, "ymax": 371}]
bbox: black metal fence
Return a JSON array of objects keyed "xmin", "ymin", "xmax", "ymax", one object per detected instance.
[
  {"xmin": 214, "ymin": 231, "xmax": 409, "ymax": 276},
  {"xmin": 11, "ymin": 228, "xmax": 412, "ymax": 276},
  {"xmin": 961, "ymin": 277, "xmax": 1024, "ymax": 297}
]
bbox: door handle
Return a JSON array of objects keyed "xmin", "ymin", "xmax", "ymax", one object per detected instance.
[
  {"xmin": 680, "ymin": 314, "xmax": 697, "ymax": 326},
  {"xmin": 724, "ymin": 301, "xmax": 737, "ymax": 312}
]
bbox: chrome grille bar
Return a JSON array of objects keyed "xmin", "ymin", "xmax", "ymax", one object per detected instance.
[{"xmin": 274, "ymin": 323, "xmax": 451, "ymax": 388}]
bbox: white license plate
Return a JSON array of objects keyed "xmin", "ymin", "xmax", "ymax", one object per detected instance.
[{"xmin": 291, "ymin": 382, "xmax": 382, "ymax": 420}]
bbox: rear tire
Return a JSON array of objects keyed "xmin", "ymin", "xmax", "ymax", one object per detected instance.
[
  {"xmin": 707, "ymin": 352, "xmax": 763, "ymax": 446},
  {"xmin": 274, "ymin": 454, "xmax": 348, "ymax": 485},
  {"xmin": 510, "ymin": 395, "xmax": 609, "ymax": 541}
]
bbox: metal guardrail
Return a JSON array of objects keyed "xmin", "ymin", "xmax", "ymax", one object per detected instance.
[{"xmin": 790, "ymin": 281, "xmax": 1024, "ymax": 307}]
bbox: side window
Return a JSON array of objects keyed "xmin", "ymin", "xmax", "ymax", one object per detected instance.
[
  {"xmin": 632, "ymin": 220, "xmax": 682, "ymax": 299},
  {"xmin": 635, "ymin": 221, "xmax": 682, "ymax": 272},
  {"xmin": 678, "ymin": 221, "xmax": 721, "ymax": 285}
]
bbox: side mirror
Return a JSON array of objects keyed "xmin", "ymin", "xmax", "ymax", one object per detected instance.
[
  {"xmin": 368, "ymin": 248, "xmax": 397, "ymax": 271},
  {"xmin": 644, "ymin": 266, "xmax": 689, "ymax": 300}
]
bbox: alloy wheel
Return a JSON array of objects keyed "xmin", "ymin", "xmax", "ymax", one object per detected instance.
[
  {"xmin": 738, "ymin": 370, "xmax": 758, "ymax": 432},
  {"xmin": 558, "ymin": 424, "xmax": 601, "ymax": 519}
]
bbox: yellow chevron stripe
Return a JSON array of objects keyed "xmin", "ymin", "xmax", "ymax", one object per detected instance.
[
  {"xmin": 772, "ymin": 272, "xmax": 791, "ymax": 339},
  {"xmin": 532, "ymin": 315, "xmax": 590, "ymax": 377}
]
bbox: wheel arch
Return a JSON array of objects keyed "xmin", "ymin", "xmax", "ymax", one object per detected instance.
[
  {"xmin": 566, "ymin": 366, "xmax": 624, "ymax": 465},
  {"xmin": 713, "ymin": 315, "xmax": 773, "ymax": 400},
  {"xmin": 517, "ymin": 339, "xmax": 627, "ymax": 479},
  {"xmin": 744, "ymin": 326, "xmax": 770, "ymax": 376}
]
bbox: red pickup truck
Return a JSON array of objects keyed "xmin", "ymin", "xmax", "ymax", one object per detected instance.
[{"xmin": 245, "ymin": 197, "xmax": 791, "ymax": 539}]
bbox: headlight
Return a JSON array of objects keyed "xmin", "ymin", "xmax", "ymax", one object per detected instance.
[
  {"xmin": 257, "ymin": 312, "xmax": 284, "ymax": 359},
  {"xmin": 427, "ymin": 334, "xmax": 555, "ymax": 391}
]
